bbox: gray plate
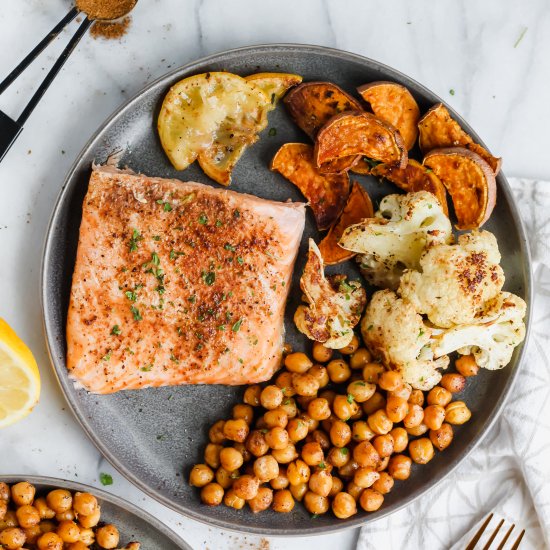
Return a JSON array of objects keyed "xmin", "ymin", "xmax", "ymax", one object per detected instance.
[
  {"xmin": 0, "ymin": 475, "xmax": 191, "ymax": 548},
  {"xmin": 41, "ymin": 44, "xmax": 532, "ymax": 536}
]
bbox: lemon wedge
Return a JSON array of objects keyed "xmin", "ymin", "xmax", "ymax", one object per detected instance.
[
  {"xmin": 0, "ymin": 318, "xmax": 40, "ymax": 428},
  {"xmin": 244, "ymin": 72, "xmax": 303, "ymax": 107}
]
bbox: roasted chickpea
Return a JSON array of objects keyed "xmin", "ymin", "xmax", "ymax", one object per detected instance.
[
  {"xmin": 362, "ymin": 363, "xmax": 384, "ymax": 384},
  {"xmin": 296, "ymin": 395, "xmax": 316, "ymax": 410},
  {"xmin": 246, "ymin": 430, "xmax": 269, "ymax": 457},
  {"xmin": 312, "ymin": 342, "xmax": 333, "ymax": 363},
  {"xmin": 362, "ymin": 392, "xmax": 386, "ymax": 415},
  {"xmin": 388, "ymin": 455, "xmax": 412, "ymax": 480},
  {"xmin": 0, "ymin": 510, "xmax": 17, "ymax": 529},
  {"xmin": 24, "ymin": 524, "xmax": 42, "ymax": 545},
  {"xmin": 263, "ymin": 408, "xmax": 288, "ymax": 429},
  {"xmin": 233, "ymin": 403, "xmax": 254, "ymax": 424},
  {"xmin": 403, "ymin": 403, "xmax": 424, "ymax": 428},
  {"xmin": 440, "ymin": 373, "xmax": 466, "ymax": 394},
  {"xmin": 46, "ymin": 489, "xmax": 71, "ymax": 513},
  {"xmin": 287, "ymin": 418, "xmax": 309, "ymax": 442},
  {"xmin": 359, "ymin": 488, "xmax": 384, "ymax": 512},
  {"xmin": 353, "ymin": 468, "xmax": 380, "ymax": 488},
  {"xmin": 16, "ymin": 504, "xmax": 40, "ymax": 528},
  {"xmin": 303, "ymin": 491, "xmax": 329, "ymax": 515},
  {"xmin": 96, "ymin": 524, "xmax": 120, "ymax": 549},
  {"xmin": 353, "ymin": 440, "xmax": 380, "ymax": 469},
  {"xmin": 280, "ymin": 397, "xmax": 298, "ymax": 419},
  {"xmin": 259, "ymin": 385, "xmax": 283, "ymax": 409},
  {"xmin": 346, "ymin": 481, "xmax": 363, "ymax": 501},
  {"xmin": 327, "ymin": 360, "xmax": 351, "ymax": 384},
  {"xmin": 203, "ymin": 443, "xmax": 223, "ymax": 469},
  {"xmin": 308, "ymin": 365, "xmax": 330, "ymax": 388},
  {"xmin": 368, "ymin": 409, "xmax": 393, "ymax": 435},
  {"xmin": 243, "ymin": 385, "xmax": 262, "ymax": 406},
  {"xmin": 232, "ymin": 475, "xmax": 259, "ymax": 500},
  {"xmin": 376, "ymin": 455, "xmax": 390, "ymax": 472},
  {"xmin": 331, "ymin": 492, "xmax": 357, "ymax": 519},
  {"xmin": 298, "ymin": 413, "xmax": 319, "ymax": 433},
  {"xmin": 352, "ymin": 421, "xmax": 375, "ymax": 442},
  {"xmin": 248, "ymin": 487, "xmax": 273, "ymax": 513},
  {"xmin": 372, "ymin": 471, "xmax": 394, "ymax": 494},
  {"xmin": 290, "ymin": 482, "xmax": 308, "ymax": 502},
  {"xmin": 77, "ymin": 506, "xmax": 100, "ymax": 529},
  {"xmin": 350, "ymin": 348, "xmax": 371, "ymax": 370},
  {"xmin": 328, "ymin": 476, "xmax": 344, "ymax": 498},
  {"xmin": 307, "ymin": 429, "xmax": 331, "ymax": 453},
  {"xmin": 223, "ymin": 489, "xmax": 245, "ymax": 510},
  {"xmin": 409, "ymin": 438, "xmax": 435, "ymax": 464},
  {"xmin": 37, "ymin": 532, "xmax": 63, "ymax": 550},
  {"xmin": 408, "ymin": 389, "xmax": 425, "ymax": 406},
  {"xmin": 219, "ymin": 447, "xmax": 244, "ymax": 471},
  {"xmin": 445, "ymin": 401, "xmax": 471, "ymax": 424},
  {"xmin": 339, "ymin": 334, "xmax": 359, "ymax": 355},
  {"xmin": 308, "ymin": 469, "xmax": 332, "ymax": 497},
  {"xmin": 253, "ymin": 455, "xmax": 279, "ymax": 482},
  {"xmin": 39, "ymin": 520, "xmax": 57, "ymax": 533},
  {"xmin": 378, "ymin": 371, "xmax": 403, "ymax": 392},
  {"xmin": 66, "ymin": 543, "xmax": 88, "ymax": 550},
  {"xmin": 388, "ymin": 382, "xmax": 412, "ymax": 401},
  {"xmin": 455, "ymin": 354, "xmax": 479, "ymax": 377},
  {"xmin": 56, "ymin": 520, "xmax": 80, "ymax": 543},
  {"xmin": 270, "ymin": 468, "xmax": 290, "ymax": 490},
  {"xmin": 56, "ymin": 509, "xmax": 75, "ymax": 522},
  {"xmin": 327, "ymin": 420, "xmax": 350, "ymax": 449},
  {"xmin": 305, "ymin": 398, "xmax": 330, "ymax": 421},
  {"xmin": 423, "ymin": 404, "xmax": 446, "ymax": 431},
  {"xmin": 347, "ymin": 380, "xmax": 376, "ymax": 403},
  {"xmin": 292, "ymin": 373, "xmax": 320, "ymax": 397},
  {"xmin": 385, "ymin": 395, "xmax": 409, "ymax": 423},
  {"xmin": 209, "ymin": 420, "xmax": 226, "ymax": 444},
  {"xmin": 272, "ymin": 443, "xmax": 298, "ymax": 464},
  {"xmin": 265, "ymin": 427, "xmax": 289, "ymax": 450},
  {"xmin": 0, "ymin": 499, "xmax": 6, "ymax": 521},
  {"xmin": 285, "ymin": 352, "xmax": 313, "ymax": 373},
  {"xmin": 372, "ymin": 434, "xmax": 394, "ymax": 458},
  {"xmin": 287, "ymin": 459, "xmax": 311, "ymax": 485},
  {"xmin": 272, "ymin": 489, "xmax": 294, "ymax": 513},
  {"xmin": 72, "ymin": 492, "xmax": 98, "ymax": 517},
  {"xmin": 430, "ymin": 423, "xmax": 454, "ymax": 451},
  {"xmin": 333, "ymin": 394, "xmax": 359, "ymax": 421},
  {"xmin": 338, "ymin": 460, "xmax": 360, "ymax": 479},
  {"xmin": 427, "ymin": 386, "xmax": 452, "ymax": 407},
  {"xmin": 215, "ymin": 467, "xmax": 235, "ymax": 490},
  {"xmin": 31, "ymin": 498, "xmax": 54, "ymax": 521},
  {"xmin": 406, "ymin": 423, "xmax": 429, "ymax": 436},
  {"xmin": 301, "ymin": 441, "xmax": 324, "ymax": 466},
  {"xmin": 12, "ymin": 482, "xmax": 35, "ymax": 506},
  {"xmin": 79, "ymin": 527, "xmax": 95, "ymax": 545},
  {"xmin": 189, "ymin": 464, "xmax": 214, "ymax": 487},
  {"xmin": 327, "ymin": 447, "xmax": 351, "ymax": 468},
  {"xmin": 223, "ymin": 418, "xmax": 250, "ymax": 443},
  {"xmin": 276, "ymin": 371, "xmax": 296, "ymax": 397},
  {"xmin": 0, "ymin": 527, "xmax": 26, "ymax": 550},
  {"xmin": 0, "ymin": 482, "xmax": 9, "ymax": 501}
]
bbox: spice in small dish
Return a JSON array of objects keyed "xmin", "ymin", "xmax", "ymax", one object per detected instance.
[{"xmin": 76, "ymin": 0, "xmax": 136, "ymax": 20}]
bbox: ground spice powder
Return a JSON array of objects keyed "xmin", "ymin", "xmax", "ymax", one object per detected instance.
[
  {"xmin": 76, "ymin": 0, "xmax": 136, "ymax": 20},
  {"xmin": 90, "ymin": 16, "xmax": 131, "ymax": 40}
]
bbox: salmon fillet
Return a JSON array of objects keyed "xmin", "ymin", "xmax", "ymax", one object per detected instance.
[{"xmin": 66, "ymin": 166, "xmax": 305, "ymax": 394}]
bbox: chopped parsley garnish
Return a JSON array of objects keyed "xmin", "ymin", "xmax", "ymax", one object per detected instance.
[
  {"xmin": 347, "ymin": 394, "xmax": 355, "ymax": 404},
  {"xmin": 311, "ymin": 514, "xmax": 319, "ymax": 519},
  {"xmin": 170, "ymin": 354, "xmax": 179, "ymax": 363},
  {"xmin": 233, "ymin": 209, "xmax": 240, "ymax": 219},
  {"xmin": 237, "ymin": 256, "xmax": 244, "ymax": 265},
  {"xmin": 152, "ymin": 235, "xmax": 161, "ymax": 241},
  {"xmin": 125, "ymin": 290, "xmax": 137, "ymax": 302},
  {"xmin": 362, "ymin": 157, "xmax": 382, "ymax": 169},
  {"xmin": 232, "ymin": 318, "xmax": 243, "ymax": 332},
  {"xmin": 111, "ymin": 325, "xmax": 121, "ymax": 336},
  {"xmin": 151, "ymin": 252, "xmax": 160, "ymax": 266},
  {"xmin": 102, "ymin": 350, "xmax": 112, "ymax": 361},
  {"xmin": 318, "ymin": 462, "xmax": 326, "ymax": 470},
  {"xmin": 130, "ymin": 306, "xmax": 142, "ymax": 321},
  {"xmin": 188, "ymin": 295, "xmax": 196, "ymax": 303},
  {"xmin": 224, "ymin": 243, "xmax": 236, "ymax": 252},
  {"xmin": 341, "ymin": 447, "xmax": 349, "ymax": 455},
  {"xmin": 170, "ymin": 249, "xmax": 176, "ymax": 260},
  {"xmin": 367, "ymin": 324, "xmax": 374, "ymax": 331},
  {"xmin": 128, "ymin": 229, "xmax": 142, "ymax": 252},
  {"xmin": 202, "ymin": 271, "xmax": 216, "ymax": 286},
  {"xmin": 449, "ymin": 88, "xmax": 455, "ymax": 96},
  {"xmin": 99, "ymin": 473, "xmax": 113, "ymax": 486},
  {"xmin": 217, "ymin": 324, "xmax": 226, "ymax": 331},
  {"xmin": 163, "ymin": 202, "xmax": 173, "ymax": 212},
  {"xmin": 141, "ymin": 364, "xmax": 153, "ymax": 372},
  {"xmin": 215, "ymin": 219, "xmax": 223, "ymax": 227},
  {"xmin": 418, "ymin": 329, "xmax": 425, "ymax": 338},
  {"xmin": 198, "ymin": 213, "xmax": 208, "ymax": 225},
  {"xmin": 268, "ymin": 127, "xmax": 277, "ymax": 137}
]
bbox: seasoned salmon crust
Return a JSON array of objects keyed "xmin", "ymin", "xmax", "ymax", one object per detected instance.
[{"xmin": 66, "ymin": 166, "xmax": 306, "ymax": 394}]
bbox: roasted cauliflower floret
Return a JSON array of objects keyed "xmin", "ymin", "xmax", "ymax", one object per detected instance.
[
  {"xmin": 339, "ymin": 191, "xmax": 452, "ymax": 289},
  {"xmin": 361, "ymin": 290, "xmax": 449, "ymax": 390},
  {"xmin": 295, "ymin": 239, "xmax": 366, "ymax": 349},
  {"xmin": 432, "ymin": 292, "xmax": 527, "ymax": 371},
  {"xmin": 398, "ymin": 230, "xmax": 505, "ymax": 328}
]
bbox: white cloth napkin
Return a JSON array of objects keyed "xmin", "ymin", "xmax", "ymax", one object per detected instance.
[{"xmin": 357, "ymin": 178, "xmax": 550, "ymax": 550}]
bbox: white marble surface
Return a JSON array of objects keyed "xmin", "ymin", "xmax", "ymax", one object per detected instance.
[{"xmin": 0, "ymin": 1, "xmax": 549, "ymax": 549}]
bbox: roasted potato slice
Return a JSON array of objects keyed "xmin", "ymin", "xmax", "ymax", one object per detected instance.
[
  {"xmin": 314, "ymin": 111, "xmax": 408, "ymax": 172},
  {"xmin": 371, "ymin": 159, "xmax": 449, "ymax": 215},
  {"xmin": 358, "ymin": 81, "xmax": 420, "ymax": 150},
  {"xmin": 423, "ymin": 147, "xmax": 497, "ymax": 229},
  {"xmin": 319, "ymin": 181, "xmax": 374, "ymax": 265},
  {"xmin": 158, "ymin": 72, "xmax": 270, "ymax": 180},
  {"xmin": 284, "ymin": 81, "xmax": 363, "ymax": 139},
  {"xmin": 271, "ymin": 143, "xmax": 349, "ymax": 230},
  {"xmin": 245, "ymin": 72, "xmax": 303, "ymax": 107},
  {"xmin": 418, "ymin": 103, "xmax": 501, "ymax": 174}
]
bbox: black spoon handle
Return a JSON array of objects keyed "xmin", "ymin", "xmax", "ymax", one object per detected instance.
[{"xmin": 0, "ymin": 7, "xmax": 80, "ymax": 95}]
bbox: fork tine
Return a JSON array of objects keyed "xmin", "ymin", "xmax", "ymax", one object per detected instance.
[
  {"xmin": 482, "ymin": 519, "xmax": 505, "ymax": 550},
  {"xmin": 465, "ymin": 514, "xmax": 494, "ymax": 550},
  {"xmin": 495, "ymin": 524, "xmax": 515, "ymax": 550},
  {"xmin": 509, "ymin": 529, "xmax": 526, "ymax": 550}
]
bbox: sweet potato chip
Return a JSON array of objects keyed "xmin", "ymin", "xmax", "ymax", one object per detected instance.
[
  {"xmin": 357, "ymin": 81, "xmax": 420, "ymax": 151},
  {"xmin": 371, "ymin": 159, "xmax": 449, "ymax": 215},
  {"xmin": 423, "ymin": 147, "xmax": 496, "ymax": 229},
  {"xmin": 284, "ymin": 81, "xmax": 363, "ymax": 139},
  {"xmin": 271, "ymin": 143, "xmax": 350, "ymax": 230},
  {"xmin": 319, "ymin": 182, "xmax": 374, "ymax": 265},
  {"xmin": 418, "ymin": 103, "xmax": 501, "ymax": 174},
  {"xmin": 314, "ymin": 111, "xmax": 408, "ymax": 172}
]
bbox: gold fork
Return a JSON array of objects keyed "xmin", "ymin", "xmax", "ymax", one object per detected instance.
[{"xmin": 465, "ymin": 513, "xmax": 526, "ymax": 550}]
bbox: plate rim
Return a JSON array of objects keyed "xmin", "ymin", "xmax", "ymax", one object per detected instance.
[
  {"xmin": 0, "ymin": 474, "xmax": 191, "ymax": 548},
  {"xmin": 40, "ymin": 42, "xmax": 533, "ymax": 536}
]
